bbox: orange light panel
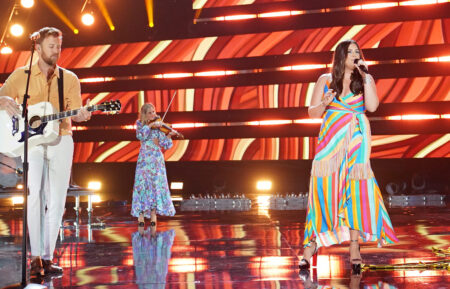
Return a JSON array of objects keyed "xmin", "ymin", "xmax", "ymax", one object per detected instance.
[
  {"xmin": 162, "ymin": 73, "xmax": 193, "ymax": 78},
  {"xmin": 224, "ymin": 14, "xmax": 257, "ymax": 21},
  {"xmin": 399, "ymin": 0, "xmax": 439, "ymax": 5},
  {"xmin": 291, "ymin": 64, "xmax": 326, "ymax": 70},
  {"xmin": 401, "ymin": 114, "xmax": 440, "ymax": 120},
  {"xmin": 386, "ymin": 115, "xmax": 402, "ymax": 120},
  {"xmin": 195, "ymin": 71, "xmax": 227, "ymax": 77},
  {"xmin": 258, "ymin": 120, "xmax": 292, "ymax": 125},
  {"xmin": 361, "ymin": 2, "xmax": 398, "ymax": 9},
  {"xmin": 258, "ymin": 11, "xmax": 291, "ymax": 18},
  {"xmin": 172, "ymin": 123, "xmax": 196, "ymax": 128}
]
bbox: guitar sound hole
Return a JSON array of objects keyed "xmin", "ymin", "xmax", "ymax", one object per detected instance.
[{"xmin": 29, "ymin": 116, "xmax": 42, "ymax": 129}]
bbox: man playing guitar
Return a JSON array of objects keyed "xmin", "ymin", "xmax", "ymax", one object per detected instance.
[{"xmin": 0, "ymin": 27, "xmax": 91, "ymax": 278}]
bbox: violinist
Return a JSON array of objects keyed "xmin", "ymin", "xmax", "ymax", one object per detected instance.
[{"xmin": 131, "ymin": 103, "xmax": 176, "ymax": 227}]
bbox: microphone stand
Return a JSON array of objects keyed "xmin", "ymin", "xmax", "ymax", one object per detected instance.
[{"xmin": 20, "ymin": 39, "xmax": 36, "ymax": 286}]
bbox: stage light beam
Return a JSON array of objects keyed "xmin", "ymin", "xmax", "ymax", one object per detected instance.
[
  {"xmin": 145, "ymin": 0, "xmax": 154, "ymax": 27},
  {"xmin": 94, "ymin": 0, "xmax": 115, "ymax": 31},
  {"xmin": 42, "ymin": 0, "xmax": 79, "ymax": 34}
]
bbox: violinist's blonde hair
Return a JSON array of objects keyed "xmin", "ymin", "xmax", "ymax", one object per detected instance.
[{"xmin": 139, "ymin": 103, "xmax": 155, "ymax": 124}]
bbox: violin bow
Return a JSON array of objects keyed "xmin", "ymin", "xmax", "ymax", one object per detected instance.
[{"xmin": 161, "ymin": 91, "xmax": 177, "ymax": 123}]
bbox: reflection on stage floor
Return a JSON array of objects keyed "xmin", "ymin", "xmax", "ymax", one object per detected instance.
[{"xmin": 0, "ymin": 200, "xmax": 448, "ymax": 288}]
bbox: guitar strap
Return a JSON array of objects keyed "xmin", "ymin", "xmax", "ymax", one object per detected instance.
[{"xmin": 58, "ymin": 67, "xmax": 64, "ymax": 113}]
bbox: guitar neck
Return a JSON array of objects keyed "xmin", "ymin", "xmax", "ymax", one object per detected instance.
[{"xmin": 41, "ymin": 106, "xmax": 97, "ymax": 123}]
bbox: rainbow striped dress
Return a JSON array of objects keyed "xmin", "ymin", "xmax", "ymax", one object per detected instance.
[{"xmin": 303, "ymin": 82, "xmax": 398, "ymax": 248}]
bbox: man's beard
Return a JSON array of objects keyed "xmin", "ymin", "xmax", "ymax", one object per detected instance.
[{"xmin": 42, "ymin": 53, "xmax": 58, "ymax": 67}]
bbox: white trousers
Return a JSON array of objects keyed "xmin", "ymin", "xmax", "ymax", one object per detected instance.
[{"xmin": 23, "ymin": 135, "xmax": 74, "ymax": 260}]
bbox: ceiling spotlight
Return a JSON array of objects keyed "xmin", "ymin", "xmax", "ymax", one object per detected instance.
[
  {"xmin": 20, "ymin": 0, "xmax": 34, "ymax": 8},
  {"xmin": 10, "ymin": 24, "xmax": 24, "ymax": 37},
  {"xmin": 81, "ymin": 12, "xmax": 95, "ymax": 26}
]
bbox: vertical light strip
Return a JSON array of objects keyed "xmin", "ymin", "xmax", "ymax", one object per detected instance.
[
  {"xmin": 185, "ymin": 88, "xmax": 195, "ymax": 112},
  {"xmin": 186, "ymin": 273, "xmax": 196, "ymax": 289},
  {"xmin": 303, "ymin": 137, "xmax": 310, "ymax": 160},
  {"xmin": 304, "ymin": 82, "xmax": 315, "ymax": 106},
  {"xmin": 273, "ymin": 138, "xmax": 280, "ymax": 160},
  {"xmin": 233, "ymin": 139, "xmax": 255, "ymax": 160},
  {"xmin": 138, "ymin": 40, "xmax": 172, "ymax": 64},
  {"xmin": 94, "ymin": 141, "xmax": 131, "ymax": 163},
  {"xmin": 138, "ymin": 91, "xmax": 145, "ymax": 109},
  {"xmin": 414, "ymin": 134, "xmax": 450, "ymax": 158},
  {"xmin": 331, "ymin": 25, "xmax": 366, "ymax": 51},
  {"xmin": 273, "ymin": 84, "xmax": 279, "ymax": 108}
]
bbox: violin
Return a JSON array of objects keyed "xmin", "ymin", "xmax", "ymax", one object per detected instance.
[{"xmin": 147, "ymin": 116, "xmax": 184, "ymax": 139}]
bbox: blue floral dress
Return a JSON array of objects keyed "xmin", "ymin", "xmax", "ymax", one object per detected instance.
[{"xmin": 131, "ymin": 120, "xmax": 176, "ymax": 218}]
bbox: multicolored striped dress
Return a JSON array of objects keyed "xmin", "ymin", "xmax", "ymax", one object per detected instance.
[{"xmin": 303, "ymin": 80, "xmax": 398, "ymax": 249}]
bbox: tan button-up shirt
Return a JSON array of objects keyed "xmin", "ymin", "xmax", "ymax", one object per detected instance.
[{"xmin": 0, "ymin": 63, "xmax": 82, "ymax": 135}]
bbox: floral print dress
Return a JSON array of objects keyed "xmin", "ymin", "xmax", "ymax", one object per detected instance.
[{"xmin": 131, "ymin": 120, "xmax": 176, "ymax": 218}]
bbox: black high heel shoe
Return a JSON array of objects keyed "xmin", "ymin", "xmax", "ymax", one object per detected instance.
[
  {"xmin": 350, "ymin": 240, "xmax": 362, "ymax": 274},
  {"xmin": 299, "ymin": 240, "xmax": 318, "ymax": 270}
]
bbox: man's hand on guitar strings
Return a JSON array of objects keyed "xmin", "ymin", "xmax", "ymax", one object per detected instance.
[{"xmin": 0, "ymin": 96, "xmax": 20, "ymax": 117}]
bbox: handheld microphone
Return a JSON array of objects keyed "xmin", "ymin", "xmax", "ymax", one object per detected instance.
[{"xmin": 354, "ymin": 59, "xmax": 369, "ymax": 74}]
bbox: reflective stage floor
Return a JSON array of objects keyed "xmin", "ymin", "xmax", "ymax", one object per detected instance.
[{"xmin": 0, "ymin": 201, "xmax": 448, "ymax": 288}]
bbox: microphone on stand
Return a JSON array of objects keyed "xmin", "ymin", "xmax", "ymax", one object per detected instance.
[
  {"xmin": 354, "ymin": 59, "xmax": 369, "ymax": 74},
  {"xmin": 29, "ymin": 31, "xmax": 40, "ymax": 41}
]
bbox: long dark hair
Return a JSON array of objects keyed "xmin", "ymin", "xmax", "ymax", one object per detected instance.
[{"xmin": 329, "ymin": 40, "xmax": 364, "ymax": 100}]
